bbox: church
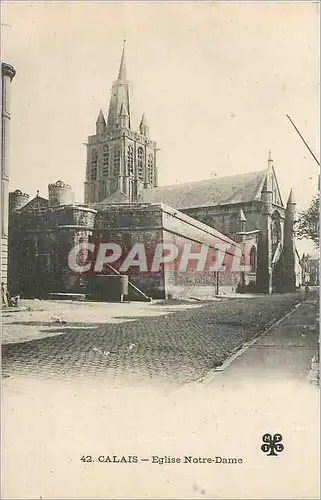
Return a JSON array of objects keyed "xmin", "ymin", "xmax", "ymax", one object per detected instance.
[{"xmin": 8, "ymin": 44, "xmax": 299, "ymax": 300}]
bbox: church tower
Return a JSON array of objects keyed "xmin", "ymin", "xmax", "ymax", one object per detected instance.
[{"xmin": 84, "ymin": 42, "xmax": 158, "ymax": 204}]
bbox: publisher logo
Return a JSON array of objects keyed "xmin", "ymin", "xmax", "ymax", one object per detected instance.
[{"xmin": 261, "ymin": 433, "xmax": 284, "ymax": 456}]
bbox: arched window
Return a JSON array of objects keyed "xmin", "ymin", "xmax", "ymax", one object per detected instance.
[
  {"xmin": 148, "ymin": 154, "xmax": 153, "ymax": 184},
  {"xmin": 127, "ymin": 145, "xmax": 134, "ymax": 176},
  {"xmin": 113, "ymin": 144, "xmax": 120, "ymax": 176},
  {"xmin": 102, "ymin": 145, "xmax": 109, "ymax": 176},
  {"xmin": 137, "ymin": 147, "xmax": 144, "ymax": 181},
  {"xmin": 91, "ymin": 150, "xmax": 98, "ymax": 181},
  {"xmin": 250, "ymin": 246, "xmax": 257, "ymax": 274}
]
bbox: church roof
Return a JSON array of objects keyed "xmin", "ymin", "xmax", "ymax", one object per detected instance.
[
  {"xmin": 20, "ymin": 195, "xmax": 49, "ymax": 211},
  {"xmin": 95, "ymin": 190, "xmax": 129, "ymax": 209},
  {"xmin": 138, "ymin": 169, "xmax": 268, "ymax": 209}
]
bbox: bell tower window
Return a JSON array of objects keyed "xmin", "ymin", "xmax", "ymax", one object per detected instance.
[
  {"xmin": 91, "ymin": 150, "xmax": 98, "ymax": 181},
  {"xmin": 113, "ymin": 144, "xmax": 120, "ymax": 176},
  {"xmin": 137, "ymin": 147, "xmax": 144, "ymax": 181},
  {"xmin": 148, "ymin": 154, "xmax": 153, "ymax": 185},
  {"xmin": 102, "ymin": 146, "xmax": 110, "ymax": 176},
  {"xmin": 127, "ymin": 145, "xmax": 134, "ymax": 176}
]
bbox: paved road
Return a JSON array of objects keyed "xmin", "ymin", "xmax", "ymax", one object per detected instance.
[
  {"xmin": 2, "ymin": 292, "xmax": 308, "ymax": 385},
  {"xmin": 2, "ymin": 292, "xmax": 319, "ymax": 500}
]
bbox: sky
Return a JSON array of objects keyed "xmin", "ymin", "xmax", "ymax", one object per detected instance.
[{"xmin": 2, "ymin": 1, "xmax": 320, "ymax": 253}]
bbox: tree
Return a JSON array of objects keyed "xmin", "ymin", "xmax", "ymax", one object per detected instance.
[{"xmin": 297, "ymin": 196, "xmax": 320, "ymax": 247}]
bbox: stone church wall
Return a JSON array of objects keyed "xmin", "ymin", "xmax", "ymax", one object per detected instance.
[
  {"xmin": 183, "ymin": 201, "xmax": 264, "ymax": 238},
  {"xmin": 92, "ymin": 203, "xmax": 241, "ymax": 299},
  {"xmin": 92, "ymin": 204, "xmax": 165, "ymax": 298},
  {"xmin": 8, "ymin": 205, "xmax": 96, "ymax": 298},
  {"xmin": 9, "ymin": 200, "xmax": 243, "ymax": 300},
  {"xmin": 161, "ymin": 206, "xmax": 241, "ymax": 298}
]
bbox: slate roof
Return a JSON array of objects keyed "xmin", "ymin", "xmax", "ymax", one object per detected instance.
[{"xmin": 137, "ymin": 169, "xmax": 268, "ymax": 209}]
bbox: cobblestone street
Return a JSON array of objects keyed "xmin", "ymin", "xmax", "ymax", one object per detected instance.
[
  {"xmin": 2, "ymin": 291, "xmax": 319, "ymax": 500},
  {"xmin": 2, "ymin": 292, "xmax": 307, "ymax": 385}
]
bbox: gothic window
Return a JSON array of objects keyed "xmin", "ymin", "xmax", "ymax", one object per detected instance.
[
  {"xmin": 113, "ymin": 144, "xmax": 120, "ymax": 176},
  {"xmin": 137, "ymin": 147, "xmax": 144, "ymax": 181},
  {"xmin": 250, "ymin": 246, "xmax": 257, "ymax": 274},
  {"xmin": 148, "ymin": 154, "xmax": 153, "ymax": 184},
  {"xmin": 102, "ymin": 145, "xmax": 110, "ymax": 176},
  {"xmin": 91, "ymin": 150, "xmax": 98, "ymax": 181},
  {"xmin": 127, "ymin": 145, "xmax": 134, "ymax": 176}
]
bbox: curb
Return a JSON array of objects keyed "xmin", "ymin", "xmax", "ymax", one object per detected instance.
[{"xmin": 195, "ymin": 300, "xmax": 304, "ymax": 387}]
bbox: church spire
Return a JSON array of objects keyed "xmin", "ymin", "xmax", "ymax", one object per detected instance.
[
  {"xmin": 261, "ymin": 150, "xmax": 273, "ymax": 214},
  {"xmin": 107, "ymin": 42, "xmax": 131, "ymax": 129},
  {"xmin": 140, "ymin": 112, "xmax": 150, "ymax": 137},
  {"xmin": 286, "ymin": 189, "xmax": 297, "ymax": 222},
  {"xmin": 118, "ymin": 40, "xmax": 127, "ymax": 81},
  {"xmin": 96, "ymin": 109, "xmax": 106, "ymax": 134},
  {"xmin": 119, "ymin": 101, "xmax": 129, "ymax": 128},
  {"xmin": 239, "ymin": 208, "xmax": 247, "ymax": 232},
  {"xmin": 268, "ymin": 149, "xmax": 273, "ymax": 171}
]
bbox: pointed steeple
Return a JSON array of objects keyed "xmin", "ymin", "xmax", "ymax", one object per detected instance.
[
  {"xmin": 96, "ymin": 109, "xmax": 106, "ymax": 124},
  {"xmin": 286, "ymin": 189, "xmax": 297, "ymax": 222},
  {"xmin": 267, "ymin": 149, "xmax": 274, "ymax": 173},
  {"xmin": 119, "ymin": 101, "xmax": 129, "ymax": 128},
  {"xmin": 118, "ymin": 40, "xmax": 127, "ymax": 81},
  {"xmin": 264, "ymin": 150, "xmax": 273, "ymax": 188},
  {"xmin": 107, "ymin": 43, "xmax": 131, "ymax": 129},
  {"xmin": 282, "ymin": 187, "xmax": 297, "ymax": 291},
  {"xmin": 286, "ymin": 188, "xmax": 295, "ymax": 206},
  {"xmin": 140, "ymin": 112, "xmax": 148, "ymax": 127},
  {"xmin": 239, "ymin": 208, "xmax": 247, "ymax": 222},
  {"xmin": 239, "ymin": 208, "xmax": 247, "ymax": 232},
  {"xmin": 96, "ymin": 109, "xmax": 106, "ymax": 134},
  {"xmin": 140, "ymin": 112, "xmax": 150, "ymax": 137},
  {"xmin": 261, "ymin": 150, "xmax": 273, "ymax": 214}
]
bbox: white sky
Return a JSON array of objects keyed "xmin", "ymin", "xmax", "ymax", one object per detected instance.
[{"xmin": 2, "ymin": 2, "xmax": 320, "ymax": 252}]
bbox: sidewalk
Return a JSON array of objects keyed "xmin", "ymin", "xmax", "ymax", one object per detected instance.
[{"xmin": 201, "ymin": 292, "xmax": 319, "ymax": 387}]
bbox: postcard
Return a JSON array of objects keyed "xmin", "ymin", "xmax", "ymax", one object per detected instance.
[{"xmin": 1, "ymin": 2, "xmax": 319, "ymax": 499}]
